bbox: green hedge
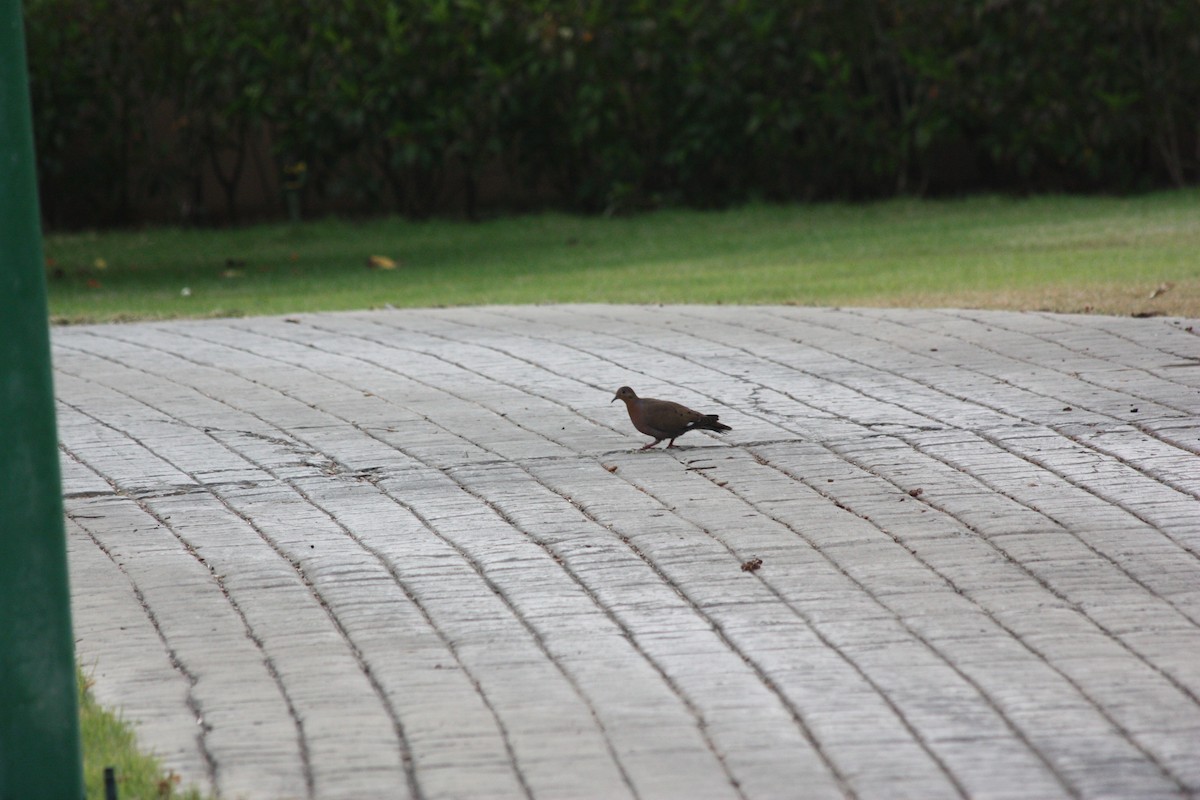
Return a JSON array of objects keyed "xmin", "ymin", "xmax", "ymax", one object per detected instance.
[{"xmin": 25, "ymin": 0, "xmax": 1200, "ymax": 226}]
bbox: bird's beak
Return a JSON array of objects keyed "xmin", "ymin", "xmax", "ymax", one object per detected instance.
[{"xmin": 610, "ymin": 396, "xmax": 617, "ymax": 403}]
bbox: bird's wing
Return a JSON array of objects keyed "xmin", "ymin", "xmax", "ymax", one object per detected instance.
[{"xmin": 638, "ymin": 399, "xmax": 704, "ymax": 436}]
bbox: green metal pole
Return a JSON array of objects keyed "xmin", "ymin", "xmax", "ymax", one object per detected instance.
[{"xmin": 0, "ymin": 1, "xmax": 85, "ymax": 798}]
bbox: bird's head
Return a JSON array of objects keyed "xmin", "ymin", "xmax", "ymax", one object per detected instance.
[{"xmin": 612, "ymin": 386, "xmax": 636, "ymax": 403}]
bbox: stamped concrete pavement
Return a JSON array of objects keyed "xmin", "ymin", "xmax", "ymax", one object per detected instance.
[{"xmin": 57, "ymin": 305, "xmax": 1200, "ymax": 799}]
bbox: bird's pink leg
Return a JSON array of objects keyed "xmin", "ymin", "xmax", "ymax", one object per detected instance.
[{"xmin": 640, "ymin": 440, "xmax": 662, "ymax": 450}]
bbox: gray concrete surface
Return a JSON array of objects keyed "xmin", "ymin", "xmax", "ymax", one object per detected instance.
[{"xmin": 57, "ymin": 305, "xmax": 1200, "ymax": 799}]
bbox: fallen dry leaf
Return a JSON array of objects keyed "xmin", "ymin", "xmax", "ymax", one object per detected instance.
[{"xmin": 367, "ymin": 255, "xmax": 398, "ymax": 270}]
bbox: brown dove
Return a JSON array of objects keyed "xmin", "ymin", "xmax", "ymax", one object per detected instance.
[{"xmin": 611, "ymin": 386, "xmax": 732, "ymax": 450}]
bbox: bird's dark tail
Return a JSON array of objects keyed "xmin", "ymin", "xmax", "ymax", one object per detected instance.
[{"xmin": 696, "ymin": 415, "xmax": 731, "ymax": 433}]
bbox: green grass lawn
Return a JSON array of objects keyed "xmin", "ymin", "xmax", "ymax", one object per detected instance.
[
  {"xmin": 45, "ymin": 190, "xmax": 1200, "ymax": 322},
  {"xmin": 79, "ymin": 671, "xmax": 207, "ymax": 800}
]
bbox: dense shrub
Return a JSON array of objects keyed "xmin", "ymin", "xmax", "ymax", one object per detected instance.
[{"xmin": 24, "ymin": 0, "xmax": 1200, "ymax": 226}]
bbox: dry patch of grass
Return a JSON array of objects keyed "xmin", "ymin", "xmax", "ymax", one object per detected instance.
[{"xmin": 867, "ymin": 278, "xmax": 1200, "ymax": 318}]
